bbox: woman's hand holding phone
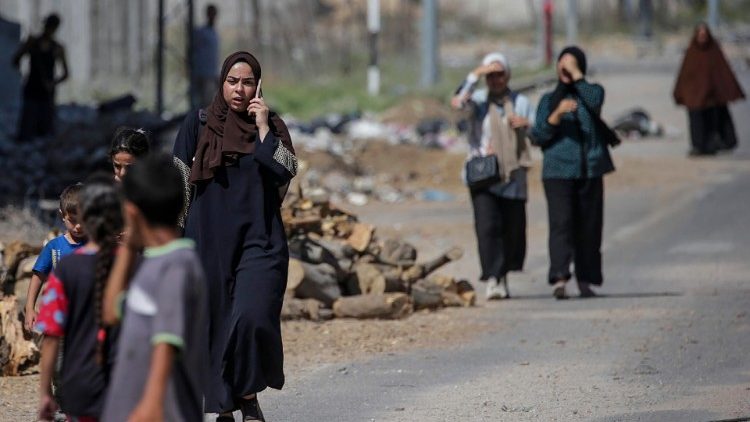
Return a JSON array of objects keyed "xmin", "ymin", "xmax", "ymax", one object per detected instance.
[{"xmin": 247, "ymin": 78, "xmax": 270, "ymax": 141}]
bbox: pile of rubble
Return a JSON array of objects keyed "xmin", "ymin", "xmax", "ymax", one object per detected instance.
[
  {"xmin": 286, "ymin": 98, "xmax": 466, "ymax": 207},
  {"xmin": 281, "ymin": 186, "xmax": 473, "ymax": 321},
  {"xmin": 0, "ymin": 98, "xmax": 182, "ymax": 206}
]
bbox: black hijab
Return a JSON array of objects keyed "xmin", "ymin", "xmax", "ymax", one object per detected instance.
[{"xmin": 549, "ymin": 46, "xmax": 588, "ymax": 111}]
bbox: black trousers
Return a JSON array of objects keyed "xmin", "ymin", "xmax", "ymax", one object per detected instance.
[
  {"xmin": 470, "ymin": 189, "xmax": 526, "ymax": 281},
  {"xmin": 688, "ymin": 105, "xmax": 738, "ymax": 154},
  {"xmin": 543, "ymin": 178, "xmax": 604, "ymax": 285}
]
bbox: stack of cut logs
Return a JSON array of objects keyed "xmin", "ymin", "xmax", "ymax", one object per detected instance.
[
  {"xmin": 0, "ymin": 240, "xmax": 42, "ymax": 376},
  {"xmin": 281, "ymin": 189, "xmax": 474, "ymax": 321},
  {"xmin": 0, "ymin": 190, "xmax": 473, "ymax": 374}
]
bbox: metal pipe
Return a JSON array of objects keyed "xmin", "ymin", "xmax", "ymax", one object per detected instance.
[
  {"xmin": 420, "ymin": 0, "xmax": 438, "ymax": 88},
  {"xmin": 566, "ymin": 0, "xmax": 577, "ymax": 45},
  {"xmin": 156, "ymin": 0, "xmax": 164, "ymax": 115},
  {"xmin": 367, "ymin": 0, "xmax": 380, "ymax": 96},
  {"xmin": 707, "ymin": 0, "xmax": 719, "ymax": 30}
]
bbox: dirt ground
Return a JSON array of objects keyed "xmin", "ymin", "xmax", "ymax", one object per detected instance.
[{"xmin": 0, "ymin": 144, "xmax": 748, "ymax": 421}]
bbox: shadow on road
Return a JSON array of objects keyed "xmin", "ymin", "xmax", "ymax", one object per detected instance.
[{"xmin": 497, "ymin": 291, "xmax": 683, "ymax": 301}]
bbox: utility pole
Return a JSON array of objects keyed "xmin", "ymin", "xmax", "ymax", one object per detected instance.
[
  {"xmin": 367, "ymin": 0, "xmax": 380, "ymax": 96},
  {"xmin": 566, "ymin": 0, "xmax": 578, "ymax": 45},
  {"xmin": 530, "ymin": 0, "xmax": 544, "ymax": 66},
  {"xmin": 156, "ymin": 0, "xmax": 164, "ymax": 115},
  {"xmin": 187, "ymin": 0, "xmax": 195, "ymax": 110},
  {"xmin": 638, "ymin": 0, "xmax": 653, "ymax": 39},
  {"xmin": 707, "ymin": 0, "xmax": 719, "ymax": 30},
  {"xmin": 420, "ymin": 0, "xmax": 439, "ymax": 88}
]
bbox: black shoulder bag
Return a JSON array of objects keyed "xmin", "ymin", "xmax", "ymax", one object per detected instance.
[{"xmin": 466, "ymin": 155, "xmax": 501, "ymax": 189}]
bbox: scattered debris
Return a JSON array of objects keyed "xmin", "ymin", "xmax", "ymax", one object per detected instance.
[
  {"xmin": 0, "ymin": 99, "xmax": 183, "ymax": 206},
  {"xmin": 612, "ymin": 107, "xmax": 663, "ymax": 138}
]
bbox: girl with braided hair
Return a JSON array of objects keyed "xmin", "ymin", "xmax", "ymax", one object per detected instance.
[{"xmin": 35, "ymin": 175, "xmax": 122, "ymax": 421}]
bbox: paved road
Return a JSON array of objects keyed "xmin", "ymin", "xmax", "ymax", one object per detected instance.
[{"xmin": 247, "ymin": 69, "xmax": 750, "ymax": 421}]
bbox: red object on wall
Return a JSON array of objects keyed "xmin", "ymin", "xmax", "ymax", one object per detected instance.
[{"xmin": 544, "ymin": 0, "xmax": 554, "ymax": 66}]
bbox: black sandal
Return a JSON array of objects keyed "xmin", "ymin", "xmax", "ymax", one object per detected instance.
[{"xmin": 240, "ymin": 397, "xmax": 265, "ymax": 421}]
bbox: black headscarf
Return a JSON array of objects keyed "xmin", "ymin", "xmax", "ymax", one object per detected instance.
[{"xmin": 549, "ymin": 46, "xmax": 588, "ymax": 111}]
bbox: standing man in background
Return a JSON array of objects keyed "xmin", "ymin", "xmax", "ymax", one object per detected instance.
[
  {"xmin": 12, "ymin": 13, "xmax": 68, "ymax": 140},
  {"xmin": 192, "ymin": 4, "xmax": 220, "ymax": 109}
]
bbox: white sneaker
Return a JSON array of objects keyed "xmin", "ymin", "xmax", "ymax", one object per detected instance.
[
  {"xmin": 553, "ymin": 280, "xmax": 568, "ymax": 299},
  {"xmin": 496, "ymin": 276, "xmax": 510, "ymax": 299},
  {"xmin": 486, "ymin": 278, "xmax": 502, "ymax": 300}
]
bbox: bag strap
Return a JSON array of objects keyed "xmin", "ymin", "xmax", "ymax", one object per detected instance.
[{"xmin": 576, "ymin": 94, "xmax": 620, "ymax": 148}]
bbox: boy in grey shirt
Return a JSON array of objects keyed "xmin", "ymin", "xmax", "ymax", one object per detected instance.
[{"xmin": 103, "ymin": 154, "xmax": 207, "ymax": 421}]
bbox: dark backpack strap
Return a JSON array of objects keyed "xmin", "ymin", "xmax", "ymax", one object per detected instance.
[{"xmin": 198, "ymin": 108, "xmax": 208, "ymax": 125}]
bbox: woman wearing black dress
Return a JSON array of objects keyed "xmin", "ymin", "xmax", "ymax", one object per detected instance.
[{"xmin": 173, "ymin": 51, "xmax": 297, "ymax": 421}]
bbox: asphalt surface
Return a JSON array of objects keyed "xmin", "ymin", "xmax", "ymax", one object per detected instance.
[{"xmin": 221, "ymin": 69, "xmax": 750, "ymax": 421}]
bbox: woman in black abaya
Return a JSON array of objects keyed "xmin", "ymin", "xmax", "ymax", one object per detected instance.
[{"xmin": 173, "ymin": 51, "xmax": 297, "ymax": 421}]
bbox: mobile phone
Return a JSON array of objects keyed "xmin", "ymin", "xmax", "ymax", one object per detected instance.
[{"xmin": 255, "ymin": 78, "xmax": 262, "ymax": 99}]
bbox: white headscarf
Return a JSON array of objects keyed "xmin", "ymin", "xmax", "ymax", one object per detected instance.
[{"xmin": 481, "ymin": 52, "xmax": 510, "ymax": 76}]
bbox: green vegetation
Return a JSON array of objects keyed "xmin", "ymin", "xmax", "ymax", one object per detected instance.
[{"xmin": 265, "ymin": 54, "xmax": 548, "ymax": 120}]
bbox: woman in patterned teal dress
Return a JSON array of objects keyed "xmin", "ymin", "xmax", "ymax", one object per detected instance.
[{"xmin": 530, "ymin": 46, "xmax": 615, "ymax": 299}]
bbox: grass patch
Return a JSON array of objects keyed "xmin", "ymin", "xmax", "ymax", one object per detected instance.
[{"xmin": 264, "ymin": 54, "xmax": 549, "ymax": 120}]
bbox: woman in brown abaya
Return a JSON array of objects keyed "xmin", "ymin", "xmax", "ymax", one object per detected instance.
[{"xmin": 673, "ymin": 23, "xmax": 745, "ymax": 156}]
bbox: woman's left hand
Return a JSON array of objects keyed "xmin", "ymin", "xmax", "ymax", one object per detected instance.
[
  {"xmin": 247, "ymin": 98, "xmax": 270, "ymax": 140},
  {"xmin": 509, "ymin": 116, "xmax": 529, "ymax": 129}
]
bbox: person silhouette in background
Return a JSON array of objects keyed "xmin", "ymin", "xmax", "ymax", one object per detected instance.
[
  {"xmin": 12, "ymin": 13, "xmax": 68, "ymax": 140},
  {"xmin": 673, "ymin": 23, "xmax": 745, "ymax": 156},
  {"xmin": 192, "ymin": 4, "xmax": 220, "ymax": 109}
]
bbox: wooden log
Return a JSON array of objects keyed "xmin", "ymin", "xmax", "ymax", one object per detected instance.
[
  {"xmin": 441, "ymin": 291, "xmax": 466, "ymax": 307},
  {"xmin": 332, "ymin": 293, "xmax": 412, "ymax": 319},
  {"xmin": 288, "ymin": 236, "xmax": 349, "ymax": 281},
  {"xmin": 428, "ymin": 273, "xmax": 458, "ymax": 292},
  {"xmin": 280, "ymin": 297, "xmax": 332, "ymax": 321},
  {"xmin": 2, "ymin": 241, "xmax": 40, "ymax": 295},
  {"xmin": 2, "ymin": 241, "xmax": 40, "ymax": 271},
  {"xmin": 286, "ymin": 259, "xmax": 341, "ymax": 307},
  {"xmin": 381, "ymin": 266, "xmax": 408, "ymax": 292},
  {"xmin": 460, "ymin": 290, "xmax": 477, "ymax": 307},
  {"xmin": 455, "ymin": 279, "xmax": 474, "ymax": 294},
  {"xmin": 377, "ymin": 238, "xmax": 417, "ymax": 266},
  {"xmin": 456, "ymin": 279, "xmax": 476, "ymax": 307},
  {"xmin": 15, "ymin": 255, "xmax": 37, "ymax": 282},
  {"xmin": 284, "ymin": 215, "xmax": 323, "ymax": 235},
  {"xmin": 401, "ymin": 246, "xmax": 464, "ymax": 284},
  {"xmin": 0, "ymin": 295, "xmax": 39, "ymax": 376},
  {"xmin": 13, "ymin": 277, "xmax": 31, "ymax": 312},
  {"xmin": 313, "ymin": 237, "xmax": 358, "ymax": 261},
  {"xmin": 353, "ymin": 263, "xmax": 386, "ymax": 295},
  {"xmin": 346, "ymin": 223, "xmax": 374, "ymax": 252},
  {"xmin": 411, "ymin": 279, "xmax": 444, "ymax": 310},
  {"xmin": 330, "ymin": 218, "xmax": 356, "ymax": 239}
]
